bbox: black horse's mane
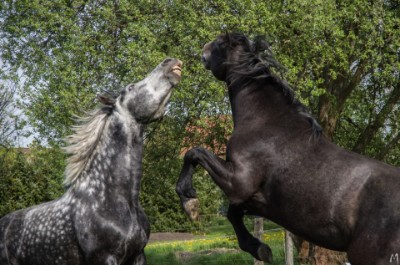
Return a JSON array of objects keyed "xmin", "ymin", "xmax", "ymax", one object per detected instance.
[{"xmin": 224, "ymin": 32, "xmax": 322, "ymax": 137}]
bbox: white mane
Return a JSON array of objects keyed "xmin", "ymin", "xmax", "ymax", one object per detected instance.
[{"xmin": 63, "ymin": 108, "xmax": 110, "ymax": 186}]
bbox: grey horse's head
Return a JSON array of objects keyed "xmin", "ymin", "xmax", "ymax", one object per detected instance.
[{"xmin": 100, "ymin": 58, "xmax": 182, "ymax": 124}]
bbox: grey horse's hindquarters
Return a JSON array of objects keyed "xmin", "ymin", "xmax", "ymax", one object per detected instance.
[
  {"xmin": 0, "ymin": 212, "xmax": 24, "ymax": 265},
  {"xmin": 0, "ymin": 206, "xmax": 83, "ymax": 265},
  {"xmin": 0, "ymin": 215, "xmax": 11, "ymax": 264}
]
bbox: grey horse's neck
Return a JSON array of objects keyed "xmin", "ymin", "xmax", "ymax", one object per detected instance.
[{"xmin": 68, "ymin": 113, "xmax": 144, "ymax": 205}]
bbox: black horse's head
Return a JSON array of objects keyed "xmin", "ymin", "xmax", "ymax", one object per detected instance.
[
  {"xmin": 202, "ymin": 32, "xmax": 273, "ymax": 82},
  {"xmin": 201, "ymin": 33, "xmax": 250, "ymax": 81}
]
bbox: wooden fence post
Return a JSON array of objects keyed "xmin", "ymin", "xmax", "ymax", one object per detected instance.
[
  {"xmin": 285, "ymin": 230, "xmax": 294, "ymax": 265},
  {"xmin": 254, "ymin": 217, "xmax": 264, "ymax": 265}
]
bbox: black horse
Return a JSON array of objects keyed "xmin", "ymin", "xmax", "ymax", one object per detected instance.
[
  {"xmin": 0, "ymin": 58, "xmax": 182, "ymax": 265},
  {"xmin": 176, "ymin": 32, "xmax": 400, "ymax": 265}
]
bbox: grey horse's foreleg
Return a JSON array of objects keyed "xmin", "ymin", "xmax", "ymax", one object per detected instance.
[
  {"xmin": 133, "ymin": 252, "xmax": 146, "ymax": 265},
  {"xmin": 104, "ymin": 256, "xmax": 118, "ymax": 265},
  {"xmin": 123, "ymin": 251, "xmax": 146, "ymax": 265},
  {"xmin": 227, "ymin": 204, "xmax": 272, "ymax": 263},
  {"xmin": 104, "ymin": 252, "xmax": 146, "ymax": 265},
  {"xmin": 176, "ymin": 147, "xmax": 234, "ymax": 220}
]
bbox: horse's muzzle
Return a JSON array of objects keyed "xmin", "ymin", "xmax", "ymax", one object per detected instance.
[{"xmin": 201, "ymin": 55, "xmax": 211, "ymax": 70}]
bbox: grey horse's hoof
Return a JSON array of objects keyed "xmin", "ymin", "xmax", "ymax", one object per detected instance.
[
  {"xmin": 183, "ymin": 198, "xmax": 200, "ymax": 221},
  {"xmin": 257, "ymin": 244, "xmax": 273, "ymax": 263}
]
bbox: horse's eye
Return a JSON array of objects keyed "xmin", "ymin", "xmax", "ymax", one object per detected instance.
[{"xmin": 163, "ymin": 58, "xmax": 173, "ymax": 64}]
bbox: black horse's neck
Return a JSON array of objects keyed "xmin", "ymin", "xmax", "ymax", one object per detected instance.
[
  {"xmin": 227, "ymin": 78, "xmax": 319, "ymax": 140},
  {"xmin": 228, "ymin": 79, "xmax": 290, "ymax": 129}
]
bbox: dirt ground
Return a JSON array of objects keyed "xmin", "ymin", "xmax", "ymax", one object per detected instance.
[{"xmin": 148, "ymin": 232, "xmax": 200, "ymax": 243}]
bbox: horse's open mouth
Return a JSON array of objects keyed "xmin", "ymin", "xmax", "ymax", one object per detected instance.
[{"xmin": 172, "ymin": 65, "xmax": 182, "ymax": 77}]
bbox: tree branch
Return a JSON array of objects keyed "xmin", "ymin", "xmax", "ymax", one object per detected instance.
[
  {"xmin": 318, "ymin": 61, "xmax": 367, "ymax": 139},
  {"xmin": 353, "ymin": 83, "xmax": 400, "ymax": 154},
  {"xmin": 375, "ymin": 131, "xmax": 400, "ymax": 161}
]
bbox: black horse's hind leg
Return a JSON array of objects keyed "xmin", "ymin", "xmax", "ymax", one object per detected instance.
[
  {"xmin": 176, "ymin": 147, "xmax": 234, "ymax": 220},
  {"xmin": 228, "ymin": 204, "xmax": 273, "ymax": 263}
]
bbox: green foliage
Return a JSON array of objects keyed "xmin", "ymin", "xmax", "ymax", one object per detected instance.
[
  {"xmin": 141, "ymin": 117, "xmax": 226, "ymax": 232},
  {"xmin": 0, "ymin": 145, "xmax": 65, "ymax": 217}
]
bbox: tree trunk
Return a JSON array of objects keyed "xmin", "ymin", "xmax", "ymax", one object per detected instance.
[
  {"xmin": 317, "ymin": 93, "xmax": 340, "ymax": 139},
  {"xmin": 294, "ymin": 239, "xmax": 348, "ymax": 265}
]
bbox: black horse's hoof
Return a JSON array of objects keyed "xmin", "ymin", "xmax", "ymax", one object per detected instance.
[
  {"xmin": 183, "ymin": 198, "xmax": 200, "ymax": 221},
  {"xmin": 257, "ymin": 243, "xmax": 273, "ymax": 263}
]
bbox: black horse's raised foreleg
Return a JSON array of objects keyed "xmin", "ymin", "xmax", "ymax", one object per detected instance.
[
  {"xmin": 176, "ymin": 147, "xmax": 234, "ymax": 220},
  {"xmin": 176, "ymin": 147, "xmax": 273, "ymax": 263},
  {"xmin": 228, "ymin": 204, "xmax": 273, "ymax": 263}
]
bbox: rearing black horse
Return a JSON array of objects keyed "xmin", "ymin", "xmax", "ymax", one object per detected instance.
[{"xmin": 176, "ymin": 32, "xmax": 400, "ymax": 265}]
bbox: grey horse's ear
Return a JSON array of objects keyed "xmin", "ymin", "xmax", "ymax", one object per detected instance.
[{"xmin": 97, "ymin": 94, "xmax": 116, "ymax": 106}]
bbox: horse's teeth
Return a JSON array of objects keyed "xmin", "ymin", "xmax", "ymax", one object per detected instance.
[{"xmin": 172, "ymin": 68, "xmax": 181, "ymax": 76}]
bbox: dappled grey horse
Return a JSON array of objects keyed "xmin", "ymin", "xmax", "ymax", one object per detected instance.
[
  {"xmin": 176, "ymin": 32, "xmax": 400, "ymax": 265},
  {"xmin": 0, "ymin": 58, "xmax": 182, "ymax": 265}
]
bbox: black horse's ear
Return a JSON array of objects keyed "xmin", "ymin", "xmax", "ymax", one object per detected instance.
[
  {"xmin": 252, "ymin": 35, "xmax": 269, "ymax": 53},
  {"xmin": 97, "ymin": 94, "xmax": 116, "ymax": 106}
]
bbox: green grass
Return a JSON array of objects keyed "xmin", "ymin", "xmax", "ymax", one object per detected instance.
[
  {"xmin": 145, "ymin": 218, "xmax": 300, "ymax": 265},
  {"xmin": 192, "ymin": 215, "xmax": 282, "ymax": 236}
]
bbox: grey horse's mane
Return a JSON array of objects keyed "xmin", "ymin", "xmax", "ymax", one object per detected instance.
[{"xmin": 63, "ymin": 106, "xmax": 112, "ymax": 186}]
